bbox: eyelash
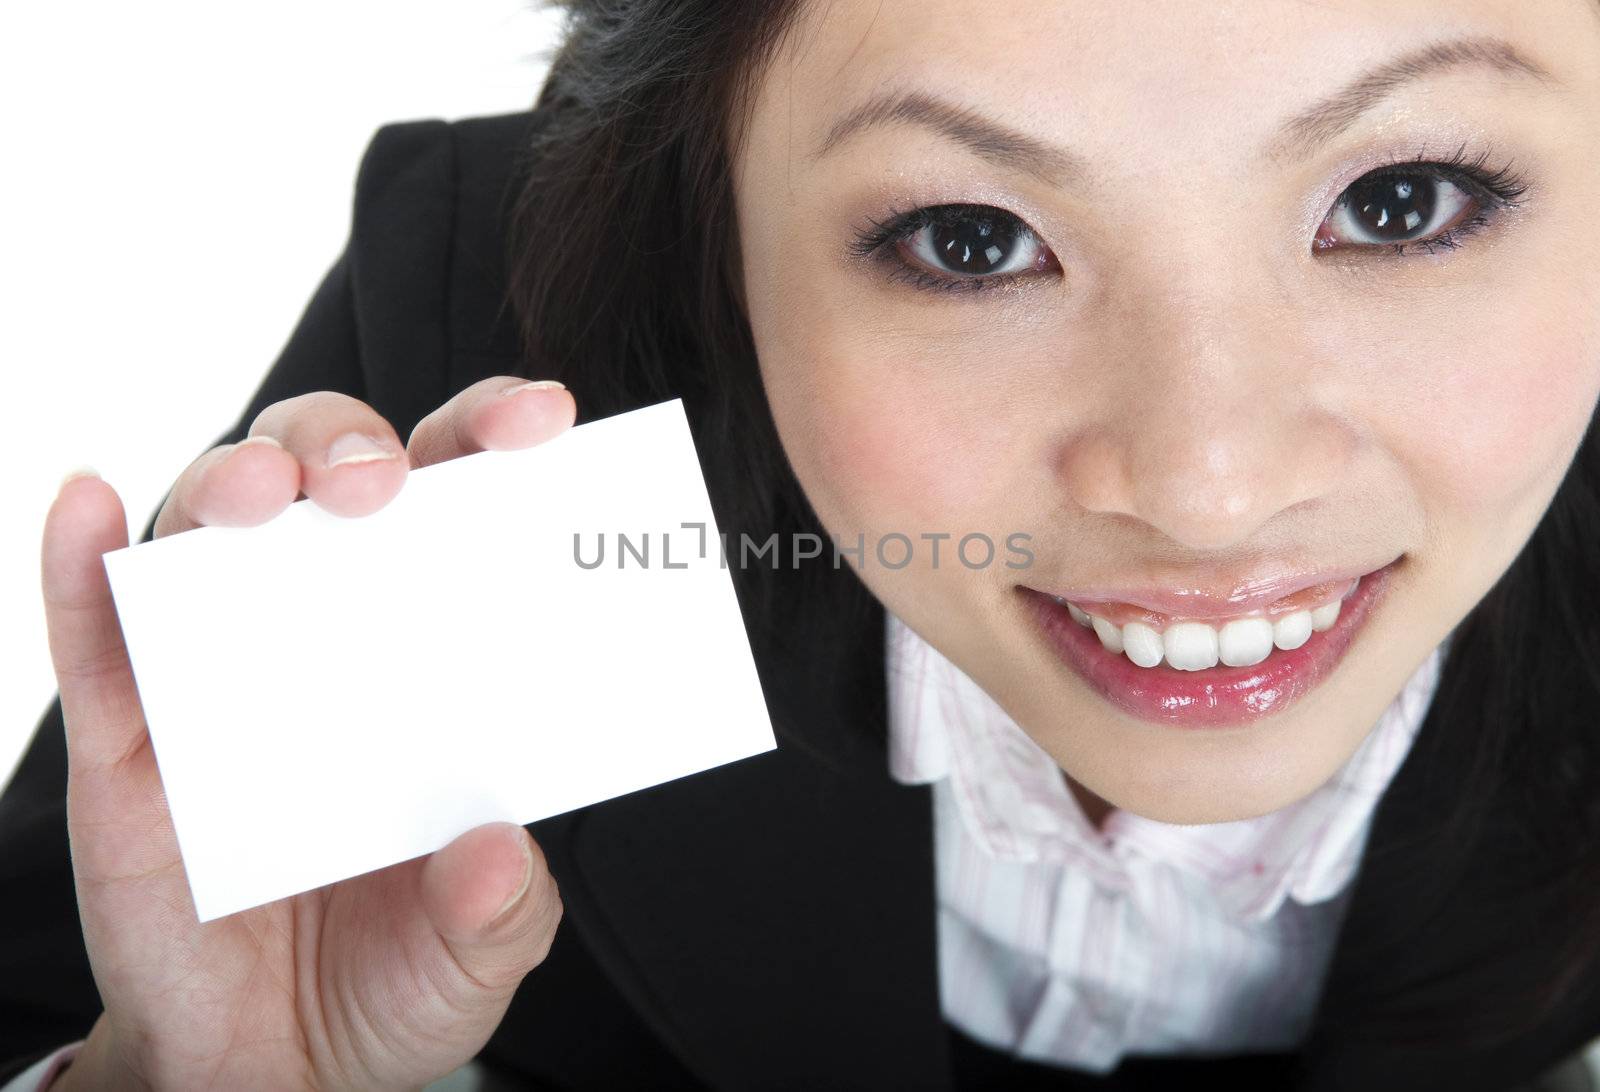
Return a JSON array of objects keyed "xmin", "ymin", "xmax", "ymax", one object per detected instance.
[{"xmin": 846, "ymin": 142, "xmax": 1532, "ymax": 294}]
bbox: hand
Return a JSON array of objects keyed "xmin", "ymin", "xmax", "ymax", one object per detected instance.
[{"xmin": 41, "ymin": 377, "xmax": 576, "ymax": 1091}]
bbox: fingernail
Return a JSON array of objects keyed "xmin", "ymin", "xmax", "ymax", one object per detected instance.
[
  {"xmin": 326, "ymin": 432, "xmax": 397, "ymax": 469},
  {"xmin": 500, "ymin": 379, "xmax": 566, "ymax": 396},
  {"xmin": 58, "ymin": 465, "xmax": 101, "ymax": 491},
  {"xmin": 237, "ymin": 435, "xmax": 284, "ymax": 451},
  {"xmin": 493, "ymin": 834, "xmax": 536, "ymax": 923}
]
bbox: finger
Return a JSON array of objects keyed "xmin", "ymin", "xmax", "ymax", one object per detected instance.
[
  {"xmin": 249, "ymin": 391, "xmax": 409, "ymax": 518},
  {"xmin": 43, "ymin": 471, "xmax": 142, "ymax": 774},
  {"xmin": 42, "ymin": 472, "xmax": 179, "ymax": 880},
  {"xmin": 152, "ymin": 435, "xmax": 300, "ymax": 538},
  {"xmin": 419, "ymin": 822, "xmax": 563, "ymax": 995},
  {"xmin": 406, "ymin": 377, "xmax": 574, "ymax": 470}
]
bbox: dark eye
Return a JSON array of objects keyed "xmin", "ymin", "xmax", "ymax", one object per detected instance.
[
  {"xmin": 1313, "ymin": 155, "xmax": 1528, "ymax": 256},
  {"xmin": 849, "ymin": 203, "xmax": 1061, "ymax": 292},
  {"xmin": 903, "ymin": 205, "xmax": 1052, "ymax": 277}
]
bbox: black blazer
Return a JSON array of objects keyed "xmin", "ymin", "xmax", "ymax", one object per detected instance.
[{"xmin": 3, "ymin": 110, "xmax": 1597, "ymax": 1092}]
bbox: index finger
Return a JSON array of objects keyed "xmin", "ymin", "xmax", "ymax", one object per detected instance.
[{"xmin": 406, "ymin": 377, "xmax": 574, "ymax": 470}]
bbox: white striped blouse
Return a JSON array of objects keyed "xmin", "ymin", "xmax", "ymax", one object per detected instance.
[{"xmin": 884, "ymin": 610, "xmax": 1451, "ymax": 1073}]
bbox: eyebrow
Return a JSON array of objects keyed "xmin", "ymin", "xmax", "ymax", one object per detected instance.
[{"xmin": 810, "ymin": 34, "xmax": 1561, "ymax": 186}]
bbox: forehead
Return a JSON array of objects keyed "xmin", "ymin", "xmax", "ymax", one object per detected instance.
[{"xmin": 743, "ymin": 0, "xmax": 1591, "ymax": 179}]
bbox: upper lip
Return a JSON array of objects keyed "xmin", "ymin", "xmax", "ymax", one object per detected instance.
[{"xmin": 1027, "ymin": 555, "xmax": 1400, "ymax": 622}]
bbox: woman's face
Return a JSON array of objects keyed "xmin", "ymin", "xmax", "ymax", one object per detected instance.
[{"xmin": 730, "ymin": 0, "xmax": 1600, "ymax": 823}]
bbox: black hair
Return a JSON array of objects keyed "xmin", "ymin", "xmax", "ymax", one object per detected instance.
[{"xmin": 504, "ymin": 0, "xmax": 1600, "ymax": 1054}]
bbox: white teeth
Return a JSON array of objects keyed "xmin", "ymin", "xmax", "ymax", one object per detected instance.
[
  {"xmin": 1272, "ymin": 610, "xmax": 1314, "ymax": 651},
  {"xmin": 1121, "ymin": 621, "xmax": 1165, "ymax": 668},
  {"xmin": 1218, "ymin": 617, "xmax": 1274, "ymax": 667},
  {"xmin": 1067, "ymin": 592, "xmax": 1347, "ymax": 671},
  {"xmin": 1310, "ymin": 599, "xmax": 1341, "ymax": 631},
  {"xmin": 1090, "ymin": 615, "xmax": 1125, "ymax": 653},
  {"xmin": 1162, "ymin": 622, "xmax": 1219, "ymax": 671}
]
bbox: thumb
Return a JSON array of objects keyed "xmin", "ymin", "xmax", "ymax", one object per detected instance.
[
  {"xmin": 420, "ymin": 821, "xmax": 563, "ymax": 995},
  {"xmin": 40, "ymin": 471, "xmax": 177, "ymax": 886},
  {"xmin": 41, "ymin": 470, "xmax": 140, "ymax": 774}
]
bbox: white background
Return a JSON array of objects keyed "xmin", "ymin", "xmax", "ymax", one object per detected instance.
[{"xmin": 2, "ymin": 2, "xmax": 564, "ymax": 792}]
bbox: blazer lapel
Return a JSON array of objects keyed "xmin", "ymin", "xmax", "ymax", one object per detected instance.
[
  {"xmin": 1290, "ymin": 652, "xmax": 1600, "ymax": 1090},
  {"xmin": 543, "ymin": 573, "xmax": 956, "ymax": 1090}
]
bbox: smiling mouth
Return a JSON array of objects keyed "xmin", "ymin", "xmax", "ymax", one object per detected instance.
[
  {"xmin": 1017, "ymin": 556, "xmax": 1404, "ymax": 728},
  {"xmin": 1046, "ymin": 577, "xmax": 1362, "ymax": 672}
]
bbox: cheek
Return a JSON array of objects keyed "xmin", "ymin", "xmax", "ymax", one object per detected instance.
[
  {"xmin": 748, "ymin": 263, "xmax": 1012, "ymax": 533},
  {"xmin": 781, "ymin": 336, "xmax": 1017, "ymax": 536},
  {"xmin": 1402, "ymin": 289, "xmax": 1600, "ymax": 527}
]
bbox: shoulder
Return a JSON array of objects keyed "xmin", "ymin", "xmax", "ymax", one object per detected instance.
[
  {"xmin": 350, "ymin": 110, "xmax": 542, "ymax": 247},
  {"xmin": 344, "ymin": 110, "xmax": 546, "ymax": 437},
  {"xmin": 350, "ymin": 111, "xmax": 540, "ymax": 222}
]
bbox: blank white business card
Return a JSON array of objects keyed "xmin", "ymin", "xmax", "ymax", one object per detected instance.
[{"xmin": 102, "ymin": 398, "xmax": 775, "ymax": 922}]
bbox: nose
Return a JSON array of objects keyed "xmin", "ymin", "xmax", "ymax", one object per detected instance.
[{"xmin": 1054, "ymin": 270, "xmax": 1358, "ymax": 552}]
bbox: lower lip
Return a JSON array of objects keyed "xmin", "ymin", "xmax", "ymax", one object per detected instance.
[{"xmin": 1020, "ymin": 559, "xmax": 1400, "ymax": 729}]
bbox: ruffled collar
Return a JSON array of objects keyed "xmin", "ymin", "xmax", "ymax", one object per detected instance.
[{"xmin": 885, "ymin": 611, "xmax": 1451, "ymax": 923}]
